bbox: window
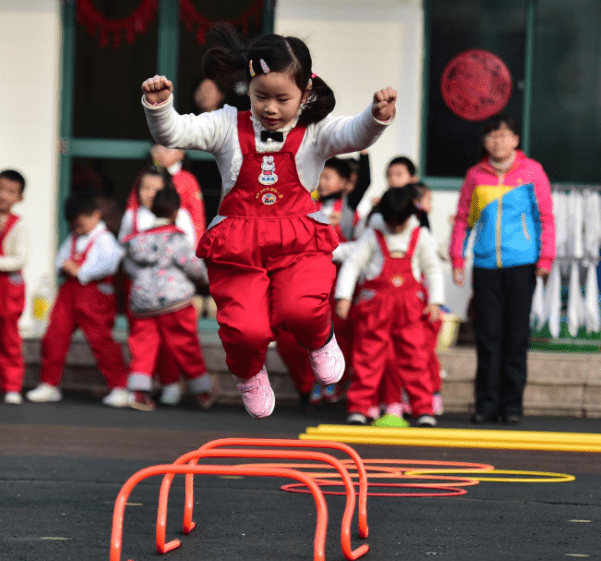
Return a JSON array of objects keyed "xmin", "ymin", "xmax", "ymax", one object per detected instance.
[
  {"xmin": 422, "ymin": 0, "xmax": 601, "ymax": 186},
  {"xmin": 59, "ymin": 0, "xmax": 271, "ymax": 243}
]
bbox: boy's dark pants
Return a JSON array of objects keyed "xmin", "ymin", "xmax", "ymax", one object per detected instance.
[{"xmin": 472, "ymin": 264, "xmax": 536, "ymax": 419}]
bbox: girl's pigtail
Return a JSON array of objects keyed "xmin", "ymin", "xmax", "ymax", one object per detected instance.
[
  {"xmin": 299, "ymin": 75, "xmax": 336, "ymax": 126},
  {"xmin": 202, "ymin": 23, "xmax": 248, "ymax": 86}
]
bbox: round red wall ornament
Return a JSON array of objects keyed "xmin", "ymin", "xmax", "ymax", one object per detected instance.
[{"xmin": 440, "ymin": 49, "xmax": 513, "ymax": 121}]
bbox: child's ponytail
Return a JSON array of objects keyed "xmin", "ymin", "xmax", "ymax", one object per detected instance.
[
  {"xmin": 201, "ymin": 23, "xmax": 248, "ymax": 86},
  {"xmin": 299, "ymin": 74, "xmax": 336, "ymax": 126}
]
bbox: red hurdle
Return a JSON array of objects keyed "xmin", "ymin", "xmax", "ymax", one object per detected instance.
[
  {"xmin": 186, "ymin": 438, "xmax": 369, "ymax": 539},
  {"xmin": 155, "ymin": 448, "xmax": 370, "ymax": 560},
  {"xmin": 110, "ymin": 464, "xmax": 328, "ymax": 561}
]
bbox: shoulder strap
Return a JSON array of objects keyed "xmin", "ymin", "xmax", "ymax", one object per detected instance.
[
  {"xmin": 373, "ymin": 229, "xmax": 390, "ymax": 258},
  {"xmin": 81, "ymin": 230, "xmax": 106, "ymax": 260},
  {"xmin": 70, "ymin": 234, "xmax": 78, "ymax": 258},
  {"xmin": 132, "ymin": 208, "xmax": 139, "ymax": 235},
  {"xmin": 406, "ymin": 226, "xmax": 421, "ymax": 258},
  {"xmin": 0, "ymin": 214, "xmax": 20, "ymax": 245},
  {"xmin": 237, "ymin": 110, "xmax": 256, "ymax": 154},
  {"xmin": 144, "ymin": 224, "xmax": 184, "ymax": 236},
  {"xmin": 281, "ymin": 122, "xmax": 307, "ymax": 154}
]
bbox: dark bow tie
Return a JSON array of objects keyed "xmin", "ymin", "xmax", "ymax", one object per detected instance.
[{"xmin": 260, "ymin": 130, "xmax": 284, "ymax": 143}]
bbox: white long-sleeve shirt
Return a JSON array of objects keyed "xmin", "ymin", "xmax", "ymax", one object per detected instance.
[
  {"xmin": 335, "ymin": 215, "xmax": 444, "ymax": 305},
  {"xmin": 55, "ymin": 222, "xmax": 124, "ymax": 285},
  {"xmin": 118, "ymin": 206, "xmax": 196, "ymax": 248},
  {"xmin": 0, "ymin": 217, "xmax": 27, "ymax": 272},
  {"xmin": 142, "ymin": 95, "xmax": 393, "ymax": 201}
]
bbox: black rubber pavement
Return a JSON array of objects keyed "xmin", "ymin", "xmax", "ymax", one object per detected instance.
[{"xmin": 1, "ymin": 393, "xmax": 600, "ymax": 561}]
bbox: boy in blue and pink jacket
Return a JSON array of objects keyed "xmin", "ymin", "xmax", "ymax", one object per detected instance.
[{"xmin": 449, "ymin": 114, "xmax": 555, "ymax": 425}]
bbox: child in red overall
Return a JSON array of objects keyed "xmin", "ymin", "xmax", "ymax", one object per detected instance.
[
  {"xmin": 119, "ymin": 166, "xmax": 199, "ymax": 405},
  {"xmin": 413, "ymin": 182, "xmax": 444, "ymax": 415},
  {"xmin": 27, "ymin": 194, "xmax": 129, "ymax": 407},
  {"xmin": 276, "ymin": 158, "xmax": 359, "ymax": 406},
  {"xmin": 0, "ymin": 170, "xmax": 27, "ymax": 404},
  {"xmin": 141, "ymin": 24, "xmax": 396, "ymax": 418},
  {"xmin": 122, "ymin": 186, "xmax": 216, "ymax": 411},
  {"xmin": 335, "ymin": 188, "xmax": 444, "ymax": 426}
]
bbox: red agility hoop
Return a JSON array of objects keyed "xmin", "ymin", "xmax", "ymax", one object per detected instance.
[{"xmin": 282, "ymin": 481, "xmax": 470, "ymax": 498}]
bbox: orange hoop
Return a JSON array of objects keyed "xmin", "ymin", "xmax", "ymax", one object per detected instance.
[{"xmin": 111, "ymin": 464, "xmax": 328, "ymax": 561}]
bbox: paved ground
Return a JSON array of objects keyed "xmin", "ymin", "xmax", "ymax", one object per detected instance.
[{"xmin": 1, "ymin": 392, "xmax": 600, "ymax": 561}]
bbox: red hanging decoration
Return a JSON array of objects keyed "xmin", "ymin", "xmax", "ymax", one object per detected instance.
[
  {"xmin": 179, "ymin": 0, "xmax": 264, "ymax": 46},
  {"xmin": 76, "ymin": 0, "xmax": 159, "ymax": 48},
  {"xmin": 441, "ymin": 49, "xmax": 513, "ymax": 122},
  {"xmin": 76, "ymin": 0, "xmax": 263, "ymax": 49}
]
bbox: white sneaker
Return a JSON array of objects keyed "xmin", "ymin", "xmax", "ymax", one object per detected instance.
[
  {"xmin": 4, "ymin": 392, "xmax": 23, "ymax": 405},
  {"xmin": 416, "ymin": 414, "xmax": 437, "ymax": 427},
  {"xmin": 102, "ymin": 388, "xmax": 131, "ymax": 408},
  {"xmin": 308, "ymin": 333, "xmax": 345, "ymax": 385},
  {"xmin": 26, "ymin": 383, "xmax": 62, "ymax": 403},
  {"xmin": 347, "ymin": 412, "xmax": 367, "ymax": 425},
  {"xmin": 159, "ymin": 382, "xmax": 183, "ymax": 406}
]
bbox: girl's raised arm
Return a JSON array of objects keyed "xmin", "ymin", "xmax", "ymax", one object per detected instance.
[{"xmin": 313, "ymin": 87, "xmax": 397, "ymax": 159}]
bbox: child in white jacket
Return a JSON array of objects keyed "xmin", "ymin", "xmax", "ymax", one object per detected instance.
[{"xmin": 335, "ymin": 187, "xmax": 444, "ymax": 426}]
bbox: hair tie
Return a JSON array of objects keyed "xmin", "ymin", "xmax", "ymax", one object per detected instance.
[{"xmin": 311, "ymin": 73, "xmax": 317, "ymax": 79}]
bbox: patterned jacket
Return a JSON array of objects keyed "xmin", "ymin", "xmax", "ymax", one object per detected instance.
[{"xmin": 122, "ymin": 219, "xmax": 207, "ymax": 317}]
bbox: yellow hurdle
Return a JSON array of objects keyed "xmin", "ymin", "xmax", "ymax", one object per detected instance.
[{"xmin": 299, "ymin": 426, "xmax": 601, "ymax": 453}]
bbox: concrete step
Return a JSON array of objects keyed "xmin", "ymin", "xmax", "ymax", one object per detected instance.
[{"xmin": 22, "ymin": 331, "xmax": 601, "ymax": 418}]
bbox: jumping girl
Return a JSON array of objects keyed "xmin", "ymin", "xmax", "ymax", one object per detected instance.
[{"xmin": 140, "ymin": 24, "xmax": 396, "ymax": 418}]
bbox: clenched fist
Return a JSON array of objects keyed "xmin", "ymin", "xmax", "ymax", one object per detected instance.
[{"xmin": 142, "ymin": 75, "xmax": 173, "ymax": 105}]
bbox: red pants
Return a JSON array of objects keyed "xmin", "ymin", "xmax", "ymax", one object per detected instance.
[
  {"xmin": 128, "ymin": 305, "xmax": 207, "ymax": 391},
  {"xmin": 124, "ymin": 277, "xmax": 179, "ymax": 386},
  {"xmin": 275, "ymin": 329, "xmax": 314, "ymax": 394},
  {"xmin": 41, "ymin": 280, "xmax": 128, "ymax": 389},
  {"xmin": 0, "ymin": 312, "xmax": 24, "ymax": 393},
  {"xmin": 379, "ymin": 315, "xmax": 442, "ymax": 404},
  {"xmin": 424, "ymin": 318, "xmax": 442, "ymax": 393},
  {"xmin": 0, "ymin": 275, "xmax": 25, "ymax": 393},
  {"xmin": 275, "ymin": 296, "xmax": 353, "ymax": 395},
  {"xmin": 208, "ymin": 252, "xmax": 335, "ymax": 379},
  {"xmin": 348, "ymin": 296, "xmax": 432, "ymax": 417}
]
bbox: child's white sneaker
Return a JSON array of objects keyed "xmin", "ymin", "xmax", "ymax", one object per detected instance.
[
  {"xmin": 346, "ymin": 412, "xmax": 367, "ymax": 425},
  {"xmin": 416, "ymin": 414, "xmax": 437, "ymax": 427},
  {"xmin": 102, "ymin": 388, "xmax": 131, "ymax": 408},
  {"xmin": 26, "ymin": 383, "xmax": 62, "ymax": 403},
  {"xmin": 4, "ymin": 392, "xmax": 23, "ymax": 405},
  {"xmin": 308, "ymin": 333, "xmax": 345, "ymax": 385},
  {"xmin": 159, "ymin": 382, "xmax": 183, "ymax": 406},
  {"xmin": 234, "ymin": 366, "xmax": 275, "ymax": 419}
]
